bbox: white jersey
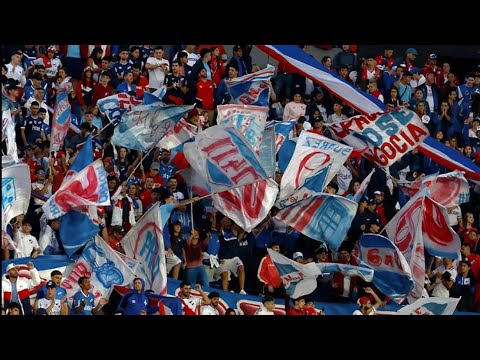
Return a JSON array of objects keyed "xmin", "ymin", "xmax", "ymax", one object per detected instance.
[
  {"xmin": 37, "ymin": 298, "xmax": 62, "ymax": 315},
  {"xmin": 13, "ymin": 230, "xmax": 39, "ymax": 258},
  {"xmin": 178, "ymin": 295, "xmax": 202, "ymax": 315},
  {"xmin": 201, "ymin": 305, "xmax": 219, "ymax": 315}
]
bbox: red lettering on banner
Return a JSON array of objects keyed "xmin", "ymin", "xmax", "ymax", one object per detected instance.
[
  {"xmin": 407, "ymin": 123, "xmax": 428, "ymax": 142},
  {"xmin": 62, "ymin": 262, "xmax": 90, "ymax": 290},
  {"xmin": 390, "ymin": 135, "xmax": 408, "ymax": 153},
  {"xmin": 202, "ymin": 136, "xmax": 261, "ymax": 185},
  {"xmin": 219, "ymin": 181, "xmax": 267, "ymax": 220},
  {"xmin": 384, "ymin": 255, "xmax": 393, "ymax": 267},
  {"xmin": 354, "ymin": 116, "xmax": 372, "ymax": 131},
  {"xmin": 367, "ymin": 249, "xmax": 381, "ymax": 266}
]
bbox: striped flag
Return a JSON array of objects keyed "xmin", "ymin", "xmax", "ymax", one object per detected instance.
[
  {"xmin": 50, "ymin": 91, "xmax": 72, "ymax": 151},
  {"xmin": 97, "ymin": 92, "xmax": 143, "ymax": 125},
  {"xmin": 352, "ymin": 170, "xmax": 374, "ymax": 203},
  {"xmin": 256, "ymin": 45, "xmax": 480, "ymax": 182},
  {"xmin": 265, "ymin": 120, "xmax": 297, "ymax": 154}
]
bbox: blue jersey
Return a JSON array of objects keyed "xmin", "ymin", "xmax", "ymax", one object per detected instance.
[
  {"xmin": 23, "ymin": 116, "xmax": 44, "ymax": 144},
  {"xmin": 36, "ymin": 285, "xmax": 67, "ymax": 301},
  {"xmin": 42, "ymin": 122, "xmax": 50, "ymax": 137},
  {"xmin": 113, "ymin": 62, "xmax": 133, "ymax": 80},
  {"xmin": 71, "ymin": 290, "xmax": 95, "ymax": 315},
  {"xmin": 159, "ymin": 162, "xmax": 175, "ymax": 184}
]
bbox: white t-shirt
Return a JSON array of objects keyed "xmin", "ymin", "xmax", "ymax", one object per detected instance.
[
  {"xmin": 352, "ymin": 307, "xmax": 376, "ymax": 315},
  {"xmin": 32, "ymin": 182, "xmax": 52, "ymax": 206},
  {"xmin": 201, "ymin": 305, "xmax": 219, "ymax": 315},
  {"xmin": 14, "ymin": 230, "xmax": 39, "ymax": 258},
  {"xmin": 146, "ymin": 57, "xmax": 169, "ymax": 90},
  {"xmin": 37, "ymin": 298, "xmax": 62, "ymax": 315}
]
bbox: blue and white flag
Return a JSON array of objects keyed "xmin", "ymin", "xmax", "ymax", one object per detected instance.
[
  {"xmin": 357, "ymin": 233, "xmax": 414, "ymax": 298},
  {"xmin": 121, "ymin": 203, "xmax": 175, "ymax": 295},
  {"xmin": 316, "ymin": 262, "xmax": 374, "ymax": 282},
  {"xmin": 275, "ymin": 193, "xmax": 357, "ymax": 250},
  {"xmin": 397, "ymin": 297, "xmax": 460, "ymax": 315},
  {"xmin": 265, "ymin": 120, "xmax": 297, "ymax": 154},
  {"xmin": 184, "ymin": 122, "xmax": 269, "ymax": 193},
  {"xmin": 97, "ymin": 93, "xmax": 143, "ymax": 125},
  {"xmin": 216, "ymin": 104, "xmax": 269, "ymax": 153},
  {"xmin": 62, "ymin": 236, "xmax": 136, "ymax": 305},
  {"xmin": 2, "ymin": 163, "xmax": 31, "ymax": 231},
  {"xmin": 256, "ymin": 45, "xmax": 480, "ymax": 182},
  {"xmin": 267, "ymin": 248, "xmax": 321, "ymax": 298},
  {"xmin": 278, "ymin": 131, "xmax": 352, "ymax": 205},
  {"xmin": 112, "ymin": 104, "xmax": 193, "ymax": 151},
  {"xmin": 143, "ymin": 86, "xmax": 167, "ymax": 106},
  {"xmin": 353, "ymin": 170, "xmax": 374, "ymax": 203},
  {"xmin": 226, "ymin": 65, "xmax": 275, "ymax": 107},
  {"xmin": 2, "ymin": 109, "xmax": 18, "ymax": 161}
]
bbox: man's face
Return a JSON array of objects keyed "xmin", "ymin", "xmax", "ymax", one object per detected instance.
[
  {"xmin": 7, "ymin": 267, "xmax": 18, "ymax": 279},
  {"xmin": 52, "ymin": 273, "xmax": 62, "ymax": 285},
  {"xmin": 134, "ymin": 279, "xmax": 143, "ymax": 291},
  {"xmin": 47, "ymin": 286, "xmax": 56, "ymax": 299},
  {"xmin": 30, "ymin": 105, "xmax": 39, "ymax": 116},
  {"xmin": 101, "ymin": 60, "xmax": 110, "ymax": 70},
  {"xmin": 119, "ymin": 51, "xmax": 129, "ymax": 60},
  {"xmin": 210, "ymin": 296, "xmax": 220, "ymax": 307},
  {"xmin": 81, "ymin": 278, "xmax": 91, "ymax": 291},
  {"xmin": 264, "ymin": 300, "xmax": 275, "ymax": 312},
  {"xmin": 181, "ymin": 285, "xmax": 191, "ymax": 297}
]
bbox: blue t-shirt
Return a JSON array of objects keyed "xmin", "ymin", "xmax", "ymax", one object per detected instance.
[
  {"xmin": 71, "ymin": 290, "xmax": 95, "ymax": 315},
  {"xmin": 11, "ymin": 282, "xmax": 19, "ymax": 304},
  {"xmin": 23, "ymin": 116, "xmax": 44, "ymax": 144}
]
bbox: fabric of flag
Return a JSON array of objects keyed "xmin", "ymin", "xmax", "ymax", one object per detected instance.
[
  {"xmin": 397, "ymin": 297, "xmax": 460, "ymax": 315},
  {"xmin": 2, "ymin": 164, "xmax": 31, "ymax": 231},
  {"xmin": 258, "ymin": 124, "xmax": 276, "ymax": 178},
  {"xmin": 179, "ymin": 167, "xmax": 212, "ymax": 197},
  {"xmin": 357, "ymin": 234, "xmax": 414, "ymax": 298},
  {"xmin": 62, "ymin": 236, "xmax": 136, "ymax": 305},
  {"xmin": 278, "ymin": 131, "xmax": 352, "ymax": 205},
  {"xmin": 143, "ymin": 86, "xmax": 167, "ymax": 106},
  {"xmin": 50, "ymin": 91, "xmax": 72, "ymax": 151},
  {"xmin": 275, "ymin": 193, "xmax": 357, "ymax": 250},
  {"xmin": 267, "ymin": 248, "xmax": 321, "ymax": 298},
  {"xmin": 352, "ymin": 170, "xmax": 374, "ymax": 203},
  {"xmin": 158, "ymin": 118, "xmax": 198, "ymax": 150},
  {"xmin": 316, "ymin": 262, "xmax": 374, "ymax": 282},
  {"xmin": 226, "ymin": 65, "xmax": 275, "ymax": 107},
  {"xmin": 97, "ymin": 92, "xmax": 143, "ymax": 125},
  {"xmin": 42, "ymin": 159, "xmax": 110, "ymax": 220},
  {"xmin": 423, "ymin": 171, "xmax": 471, "ymax": 208},
  {"xmin": 114, "ymin": 250, "xmax": 140, "ymax": 275},
  {"xmin": 212, "ymin": 178, "xmax": 278, "ymax": 232},
  {"xmin": 2, "ymin": 109, "xmax": 18, "ymax": 161},
  {"xmin": 112, "ymin": 104, "xmax": 193, "ymax": 151},
  {"xmin": 265, "ymin": 120, "xmax": 297, "ymax": 154},
  {"xmin": 422, "ymin": 195, "xmax": 461, "ymax": 259},
  {"xmin": 216, "ymin": 104, "xmax": 269, "ymax": 153},
  {"xmin": 256, "ymin": 45, "xmax": 480, "ymax": 183},
  {"xmin": 184, "ymin": 122, "xmax": 269, "ymax": 193},
  {"xmin": 121, "ymin": 203, "xmax": 175, "ymax": 295},
  {"xmin": 328, "ymin": 108, "xmax": 429, "ymax": 167}
]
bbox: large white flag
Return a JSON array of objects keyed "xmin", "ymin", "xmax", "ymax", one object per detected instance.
[
  {"xmin": 397, "ymin": 297, "xmax": 460, "ymax": 315},
  {"xmin": 2, "ymin": 163, "xmax": 31, "ymax": 231},
  {"xmin": 121, "ymin": 203, "xmax": 174, "ymax": 295}
]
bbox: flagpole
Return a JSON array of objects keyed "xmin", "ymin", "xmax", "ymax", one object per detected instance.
[
  {"xmin": 125, "ymin": 144, "xmax": 158, "ymax": 183},
  {"xmin": 190, "ymin": 185, "xmax": 194, "ymax": 231},
  {"xmin": 94, "ymin": 121, "xmax": 114, "ymax": 137},
  {"xmin": 196, "ymin": 177, "xmax": 270, "ymax": 201}
]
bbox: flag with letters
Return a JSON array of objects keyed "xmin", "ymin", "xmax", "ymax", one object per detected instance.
[{"xmin": 226, "ymin": 65, "xmax": 275, "ymax": 107}]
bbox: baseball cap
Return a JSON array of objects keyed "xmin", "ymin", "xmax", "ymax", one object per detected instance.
[
  {"xmin": 46, "ymin": 280, "xmax": 56, "ymax": 288},
  {"xmin": 112, "ymin": 225, "xmax": 126, "ymax": 236},
  {"xmin": 150, "ymin": 162, "xmax": 160, "ymax": 171},
  {"xmin": 367, "ymin": 198, "xmax": 376, "ymax": 205},
  {"xmin": 405, "ymin": 48, "xmax": 418, "ymax": 55},
  {"xmin": 316, "ymin": 247, "xmax": 328, "ymax": 254},
  {"xmin": 36, "ymin": 308, "xmax": 48, "ymax": 315},
  {"xmin": 293, "ymin": 251, "xmax": 304, "ymax": 260},
  {"xmin": 5, "ymin": 81, "xmax": 20, "ymax": 91},
  {"xmin": 368, "ymin": 218, "xmax": 381, "ymax": 227},
  {"xmin": 47, "ymin": 46, "xmax": 57, "ymax": 53},
  {"xmin": 373, "ymin": 190, "xmax": 382, "ymax": 196},
  {"xmin": 6, "ymin": 263, "xmax": 17, "ymax": 272},
  {"xmin": 429, "ymin": 53, "xmax": 437, "ymax": 60},
  {"xmin": 358, "ymin": 296, "xmax": 371, "ymax": 306},
  {"xmin": 359, "ymin": 196, "xmax": 368, "ymax": 203},
  {"xmin": 410, "ymin": 67, "xmax": 421, "ymax": 74},
  {"xmin": 188, "ymin": 108, "xmax": 200, "ymax": 118},
  {"xmin": 233, "ymin": 45, "xmax": 242, "ymax": 52}
]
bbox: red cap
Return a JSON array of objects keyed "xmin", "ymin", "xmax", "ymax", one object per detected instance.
[
  {"xmin": 188, "ymin": 108, "xmax": 200, "ymax": 118},
  {"xmin": 358, "ymin": 296, "xmax": 370, "ymax": 306}
]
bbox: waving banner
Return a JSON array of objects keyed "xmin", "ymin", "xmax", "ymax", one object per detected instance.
[
  {"xmin": 279, "ymin": 131, "xmax": 352, "ymax": 203},
  {"xmin": 51, "ymin": 91, "xmax": 72, "ymax": 151},
  {"xmin": 358, "ymin": 234, "xmax": 414, "ymax": 298},
  {"xmin": 184, "ymin": 123, "xmax": 269, "ymax": 193},
  {"xmin": 212, "ymin": 178, "xmax": 278, "ymax": 232},
  {"xmin": 397, "ymin": 297, "xmax": 460, "ymax": 315},
  {"xmin": 328, "ymin": 108, "xmax": 429, "ymax": 167},
  {"xmin": 2, "ymin": 163, "xmax": 31, "ymax": 231},
  {"xmin": 121, "ymin": 203, "xmax": 175, "ymax": 295},
  {"xmin": 97, "ymin": 92, "xmax": 142, "ymax": 125},
  {"xmin": 265, "ymin": 120, "xmax": 297, "ymax": 154},
  {"xmin": 112, "ymin": 104, "xmax": 193, "ymax": 151},
  {"xmin": 216, "ymin": 104, "xmax": 269, "ymax": 153},
  {"xmin": 43, "ymin": 159, "xmax": 110, "ymax": 219},
  {"xmin": 423, "ymin": 171, "xmax": 470, "ymax": 208},
  {"xmin": 158, "ymin": 118, "xmax": 199, "ymax": 150},
  {"xmin": 62, "ymin": 236, "xmax": 135, "ymax": 305},
  {"xmin": 275, "ymin": 193, "xmax": 357, "ymax": 250},
  {"xmin": 226, "ymin": 65, "xmax": 274, "ymax": 107}
]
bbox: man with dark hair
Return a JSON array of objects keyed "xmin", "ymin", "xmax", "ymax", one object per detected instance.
[
  {"xmin": 71, "ymin": 276, "xmax": 108, "ymax": 315},
  {"xmin": 201, "ymin": 291, "xmax": 221, "ymax": 315},
  {"xmin": 36, "ymin": 269, "xmax": 67, "ymax": 301},
  {"xmin": 177, "ymin": 282, "xmax": 210, "ymax": 315},
  {"xmin": 115, "ymin": 277, "xmax": 155, "ymax": 315},
  {"xmin": 254, "ymin": 295, "xmax": 275, "ymax": 315},
  {"xmin": 257, "ymin": 242, "xmax": 283, "ymax": 297}
]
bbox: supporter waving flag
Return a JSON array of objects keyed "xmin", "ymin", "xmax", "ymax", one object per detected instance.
[
  {"xmin": 184, "ymin": 122, "xmax": 270, "ymax": 193},
  {"xmin": 97, "ymin": 92, "xmax": 142, "ymax": 126},
  {"xmin": 265, "ymin": 119, "xmax": 297, "ymax": 154},
  {"xmin": 225, "ymin": 65, "xmax": 275, "ymax": 107},
  {"xmin": 112, "ymin": 104, "xmax": 193, "ymax": 151},
  {"xmin": 51, "ymin": 90, "xmax": 72, "ymax": 151}
]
